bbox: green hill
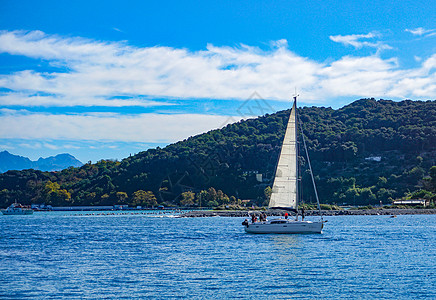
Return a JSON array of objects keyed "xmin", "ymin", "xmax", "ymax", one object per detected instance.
[{"xmin": 1, "ymin": 98, "xmax": 435, "ymax": 208}]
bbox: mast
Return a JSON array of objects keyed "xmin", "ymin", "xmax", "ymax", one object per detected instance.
[{"xmin": 294, "ymin": 95, "xmax": 299, "ymax": 216}]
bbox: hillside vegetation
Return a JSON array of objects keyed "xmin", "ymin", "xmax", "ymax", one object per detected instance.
[{"xmin": 0, "ymin": 98, "xmax": 435, "ymax": 208}]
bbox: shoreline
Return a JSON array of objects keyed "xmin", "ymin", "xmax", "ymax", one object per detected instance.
[{"xmin": 180, "ymin": 208, "xmax": 436, "ymax": 218}]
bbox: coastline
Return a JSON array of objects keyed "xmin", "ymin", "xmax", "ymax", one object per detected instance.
[{"xmin": 180, "ymin": 208, "xmax": 436, "ymax": 218}]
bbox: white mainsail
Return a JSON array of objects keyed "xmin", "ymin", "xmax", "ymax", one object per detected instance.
[{"xmin": 269, "ymin": 98, "xmax": 298, "ymax": 210}]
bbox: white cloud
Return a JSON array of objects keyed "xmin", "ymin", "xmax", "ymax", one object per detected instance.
[
  {"xmin": 0, "ymin": 144, "xmax": 15, "ymax": 150},
  {"xmin": 0, "ymin": 110, "xmax": 243, "ymax": 143},
  {"xmin": 0, "ymin": 29, "xmax": 434, "ymax": 108},
  {"xmin": 405, "ymin": 27, "xmax": 435, "ymax": 36},
  {"xmin": 63, "ymin": 144, "xmax": 81, "ymax": 149},
  {"xmin": 0, "ymin": 92, "xmax": 171, "ymax": 107},
  {"xmin": 42, "ymin": 142, "xmax": 59, "ymax": 150},
  {"xmin": 317, "ymin": 56, "xmax": 399, "ymax": 97},
  {"xmin": 329, "ymin": 32, "xmax": 392, "ymax": 52},
  {"xmin": 18, "ymin": 142, "xmax": 42, "ymax": 149}
]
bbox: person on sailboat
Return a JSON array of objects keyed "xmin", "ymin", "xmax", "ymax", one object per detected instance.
[
  {"xmin": 251, "ymin": 213, "xmax": 257, "ymax": 223},
  {"xmin": 301, "ymin": 208, "xmax": 305, "ymax": 221},
  {"xmin": 259, "ymin": 211, "xmax": 267, "ymax": 222},
  {"xmin": 284, "ymin": 212, "xmax": 288, "ymax": 219}
]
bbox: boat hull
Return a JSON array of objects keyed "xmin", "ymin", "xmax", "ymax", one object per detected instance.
[
  {"xmin": 244, "ymin": 220, "xmax": 324, "ymax": 234},
  {"xmin": 1, "ymin": 209, "xmax": 33, "ymax": 215}
]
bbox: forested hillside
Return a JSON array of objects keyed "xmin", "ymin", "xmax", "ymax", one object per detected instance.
[{"xmin": 1, "ymin": 98, "xmax": 435, "ymax": 208}]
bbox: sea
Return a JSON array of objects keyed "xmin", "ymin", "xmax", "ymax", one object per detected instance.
[{"xmin": 0, "ymin": 211, "xmax": 434, "ymax": 299}]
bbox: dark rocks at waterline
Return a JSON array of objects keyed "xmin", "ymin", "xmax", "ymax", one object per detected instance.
[
  {"xmin": 316, "ymin": 208, "xmax": 436, "ymax": 216},
  {"xmin": 180, "ymin": 209, "xmax": 436, "ymax": 218}
]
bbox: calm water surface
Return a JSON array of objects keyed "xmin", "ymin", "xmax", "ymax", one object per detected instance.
[{"xmin": 0, "ymin": 212, "xmax": 435, "ymax": 299}]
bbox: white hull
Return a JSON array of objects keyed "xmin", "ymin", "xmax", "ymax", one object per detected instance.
[
  {"xmin": 244, "ymin": 219, "xmax": 324, "ymax": 234},
  {"xmin": 1, "ymin": 203, "xmax": 33, "ymax": 215},
  {"xmin": 2, "ymin": 209, "xmax": 33, "ymax": 215}
]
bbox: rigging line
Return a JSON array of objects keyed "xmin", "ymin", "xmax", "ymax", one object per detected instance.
[{"xmin": 298, "ymin": 113, "xmax": 323, "ymax": 219}]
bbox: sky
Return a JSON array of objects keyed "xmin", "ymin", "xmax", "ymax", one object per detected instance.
[{"xmin": 0, "ymin": 0, "xmax": 435, "ymax": 163}]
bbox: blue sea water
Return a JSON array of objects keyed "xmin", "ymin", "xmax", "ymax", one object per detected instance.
[{"xmin": 0, "ymin": 212, "xmax": 435, "ymax": 299}]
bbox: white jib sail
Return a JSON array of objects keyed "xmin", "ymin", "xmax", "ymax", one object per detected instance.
[{"xmin": 269, "ymin": 99, "xmax": 298, "ymax": 210}]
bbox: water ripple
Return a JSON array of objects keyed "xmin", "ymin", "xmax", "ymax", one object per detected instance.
[{"xmin": 0, "ymin": 213, "xmax": 434, "ymax": 299}]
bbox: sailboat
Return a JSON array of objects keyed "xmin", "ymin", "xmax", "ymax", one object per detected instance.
[{"xmin": 243, "ymin": 95, "xmax": 325, "ymax": 233}]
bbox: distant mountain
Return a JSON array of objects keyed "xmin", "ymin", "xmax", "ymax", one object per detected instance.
[
  {"xmin": 0, "ymin": 151, "xmax": 33, "ymax": 172},
  {"xmin": 0, "ymin": 151, "xmax": 83, "ymax": 173},
  {"xmin": 35, "ymin": 154, "xmax": 83, "ymax": 172}
]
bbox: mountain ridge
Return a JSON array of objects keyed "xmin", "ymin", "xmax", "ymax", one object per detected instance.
[{"xmin": 0, "ymin": 151, "xmax": 83, "ymax": 173}]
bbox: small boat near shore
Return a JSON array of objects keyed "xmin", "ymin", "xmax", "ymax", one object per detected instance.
[{"xmin": 1, "ymin": 202, "xmax": 34, "ymax": 215}]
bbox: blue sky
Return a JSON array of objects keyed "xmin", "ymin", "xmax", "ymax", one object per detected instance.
[{"xmin": 0, "ymin": 0, "xmax": 435, "ymax": 163}]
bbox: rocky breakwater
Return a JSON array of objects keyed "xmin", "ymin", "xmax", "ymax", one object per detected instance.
[{"xmin": 180, "ymin": 208, "xmax": 436, "ymax": 218}]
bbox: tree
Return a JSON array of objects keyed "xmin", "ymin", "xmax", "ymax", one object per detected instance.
[
  {"xmin": 100, "ymin": 194, "xmax": 110, "ymax": 205},
  {"xmin": 133, "ymin": 190, "xmax": 157, "ymax": 207},
  {"xmin": 377, "ymin": 177, "xmax": 387, "ymax": 188},
  {"xmin": 429, "ymin": 166, "xmax": 436, "ymax": 192},
  {"xmin": 116, "ymin": 192, "xmax": 128, "ymax": 204},
  {"xmin": 44, "ymin": 181, "xmax": 60, "ymax": 196},
  {"xmin": 43, "ymin": 181, "xmax": 71, "ymax": 206},
  {"xmin": 180, "ymin": 191, "xmax": 195, "ymax": 206},
  {"xmin": 86, "ymin": 192, "xmax": 96, "ymax": 202},
  {"xmin": 216, "ymin": 189, "xmax": 229, "ymax": 205},
  {"xmin": 264, "ymin": 186, "xmax": 272, "ymax": 201},
  {"xmin": 376, "ymin": 188, "xmax": 394, "ymax": 203},
  {"xmin": 58, "ymin": 189, "xmax": 72, "ymax": 203},
  {"xmin": 341, "ymin": 141, "xmax": 358, "ymax": 161},
  {"xmin": 357, "ymin": 187, "xmax": 376, "ymax": 205},
  {"xmin": 206, "ymin": 187, "xmax": 217, "ymax": 203},
  {"xmin": 0, "ymin": 189, "xmax": 11, "ymax": 206},
  {"xmin": 206, "ymin": 200, "xmax": 219, "ymax": 207},
  {"xmin": 196, "ymin": 190, "xmax": 208, "ymax": 207}
]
